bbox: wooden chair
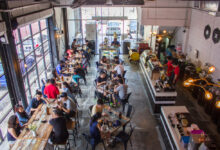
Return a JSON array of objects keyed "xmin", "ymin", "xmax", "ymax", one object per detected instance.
[{"xmin": 66, "ymin": 120, "xmax": 77, "ymax": 147}]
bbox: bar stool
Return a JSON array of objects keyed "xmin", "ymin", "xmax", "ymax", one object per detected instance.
[{"xmin": 54, "ymin": 139, "xmax": 70, "ymax": 150}]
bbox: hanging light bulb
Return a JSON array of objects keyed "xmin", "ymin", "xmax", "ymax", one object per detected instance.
[
  {"xmin": 216, "ymin": 101, "xmax": 220, "ymax": 108},
  {"xmin": 205, "ymin": 91, "xmax": 213, "ymax": 100},
  {"xmin": 187, "ymin": 78, "xmax": 194, "ymax": 83},
  {"xmin": 183, "ymin": 81, "xmax": 191, "ymax": 87},
  {"xmin": 157, "ymin": 36, "xmax": 162, "ymax": 41},
  {"xmin": 24, "ymin": 63, "xmax": 28, "ymax": 68},
  {"xmin": 163, "ymin": 30, "xmax": 167, "ymax": 34},
  {"xmin": 208, "ymin": 66, "xmax": 215, "ymax": 74}
]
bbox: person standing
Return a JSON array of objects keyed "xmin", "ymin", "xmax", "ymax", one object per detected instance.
[
  {"xmin": 165, "ymin": 56, "xmax": 173, "ymax": 78},
  {"xmin": 44, "ymin": 79, "xmax": 60, "ymax": 99},
  {"xmin": 169, "ymin": 59, "xmax": 180, "ymax": 85}
]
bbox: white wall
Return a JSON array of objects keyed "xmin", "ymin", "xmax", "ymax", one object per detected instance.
[
  {"xmin": 186, "ymin": 9, "xmax": 220, "ymax": 80},
  {"xmin": 141, "ymin": 0, "xmax": 192, "ymax": 27}
]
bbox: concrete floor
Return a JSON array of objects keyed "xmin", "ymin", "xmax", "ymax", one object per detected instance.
[
  {"xmin": 74, "ymin": 55, "xmax": 163, "ymax": 150},
  {"xmin": 1, "ymin": 54, "xmax": 220, "ymax": 150}
]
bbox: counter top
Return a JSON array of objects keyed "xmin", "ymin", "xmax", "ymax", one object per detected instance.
[
  {"xmin": 140, "ymin": 59, "xmax": 177, "ymax": 98},
  {"xmin": 161, "ymin": 106, "xmax": 189, "ymax": 150}
]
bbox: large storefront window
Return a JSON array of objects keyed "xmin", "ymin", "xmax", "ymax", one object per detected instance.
[
  {"xmin": 14, "ymin": 19, "xmax": 52, "ymax": 99},
  {"xmin": 67, "ymin": 7, "xmax": 138, "ymax": 53},
  {"xmin": 0, "ymin": 58, "xmax": 13, "ymax": 141}
]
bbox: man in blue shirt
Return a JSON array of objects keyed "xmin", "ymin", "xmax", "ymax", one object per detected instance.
[
  {"xmin": 111, "ymin": 38, "xmax": 120, "ymax": 47},
  {"xmin": 56, "ymin": 60, "xmax": 65, "ymax": 76}
]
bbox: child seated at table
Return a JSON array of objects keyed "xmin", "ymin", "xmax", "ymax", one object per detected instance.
[
  {"xmin": 7, "ymin": 115, "xmax": 21, "ymax": 147},
  {"xmin": 49, "ymin": 109, "xmax": 69, "ymax": 144},
  {"xmin": 58, "ymin": 92, "xmax": 77, "ymax": 119},
  {"xmin": 15, "ymin": 105, "xmax": 29, "ymax": 127},
  {"xmin": 91, "ymin": 99, "xmax": 111, "ymax": 117}
]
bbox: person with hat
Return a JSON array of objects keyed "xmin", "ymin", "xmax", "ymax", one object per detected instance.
[
  {"xmin": 58, "ymin": 92, "xmax": 76, "ymax": 119},
  {"xmin": 49, "ymin": 109, "xmax": 69, "ymax": 144}
]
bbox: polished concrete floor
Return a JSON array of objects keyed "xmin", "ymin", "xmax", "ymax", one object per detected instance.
[
  {"xmin": 74, "ymin": 55, "xmax": 163, "ymax": 150},
  {"xmin": 1, "ymin": 54, "xmax": 220, "ymax": 150}
]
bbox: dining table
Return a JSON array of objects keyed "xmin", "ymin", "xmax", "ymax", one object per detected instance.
[
  {"xmin": 11, "ymin": 102, "xmax": 56, "ymax": 150},
  {"xmin": 98, "ymin": 108, "xmax": 130, "ymax": 143}
]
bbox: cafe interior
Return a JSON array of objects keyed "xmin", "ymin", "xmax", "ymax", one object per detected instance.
[{"xmin": 0, "ymin": 0, "xmax": 220, "ymax": 150}]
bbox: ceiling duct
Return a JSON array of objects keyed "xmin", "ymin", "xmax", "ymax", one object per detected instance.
[{"xmin": 112, "ymin": 0, "xmax": 144, "ymax": 5}]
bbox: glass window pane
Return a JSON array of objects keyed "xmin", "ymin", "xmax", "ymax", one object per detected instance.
[
  {"xmin": 124, "ymin": 7, "xmax": 137, "ymax": 19},
  {"xmin": 33, "ymin": 33, "xmax": 41, "ymax": 48},
  {"xmin": 23, "ymin": 37, "xmax": 33, "ymax": 56},
  {"xmin": 31, "ymin": 22, "xmax": 40, "ymax": 35},
  {"xmin": 40, "ymin": 19, "xmax": 47, "ymax": 30},
  {"xmin": 16, "ymin": 44, "xmax": 23, "ymax": 60},
  {"xmin": 13, "ymin": 30, "xmax": 20, "ymax": 44},
  {"xmin": 67, "ymin": 7, "xmax": 81, "ymax": 19},
  {"xmin": 21, "ymin": 54, "xmax": 35, "ymax": 74},
  {"xmin": 30, "ymin": 80, "xmax": 39, "ymax": 97},
  {"xmin": 26, "ymin": 90, "xmax": 32, "ymax": 101},
  {"xmin": 39, "ymin": 71, "xmax": 46, "ymax": 87},
  {"xmin": 0, "ymin": 108, "xmax": 13, "ymax": 138},
  {"xmin": 23, "ymin": 75, "xmax": 29, "ymax": 90},
  {"xmin": 35, "ymin": 46, "xmax": 43, "ymax": 60},
  {"xmin": 43, "ymin": 41, "xmax": 49, "ymax": 53},
  {"xmin": 37, "ymin": 59, "xmax": 46, "ymax": 75},
  {"xmin": 41, "ymin": 29, "xmax": 48, "ymax": 42},
  {"xmin": 45, "ymin": 52, "xmax": 51, "ymax": 69},
  {"xmin": 28, "ymin": 67, "xmax": 38, "ymax": 88},
  {"xmin": 81, "ymin": 7, "xmax": 96, "ymax": 19},
  {"xmin": 20, "ymin": 25, "xmax": 31, "ymax": 40}
]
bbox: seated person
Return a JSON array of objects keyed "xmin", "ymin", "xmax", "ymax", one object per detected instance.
[
  {"xmin": 111, "ymin": 38, "xmax": 120, "ymax": 47},
  {"xmin": 112, "ymin": 61, "xmax": 124, "ymax": 77},
  {"xmin": 62, "ymin": 52, "xmax": 69, "ymax": 62},
  {"xmin": 72, "ymin": 63, "xmax": 86, "ymax": 85},
  {"xmin": 113, "ymin": 79, "xmax": 128, "ymax": 106},
  {"xmin": 99, "ymin": 56, "xmax": 108, "ymax": 67},
  {"xmin": 96, "ymin": 71, "xmax": 108, "ymax": 87},
  {"xmin": 62, "ymin": 82, "xmax": 77, "ymax": 104},
  {"xmin": 44, "ymin": 79, "xmax": 60, "ymax": 99},
  {"xmin": 49, "ymin": 109, "xmax": 69, "ymax": 144},
  {"xmin": 90, "ymin": 112, "xmax": 102, "ymax": 148},
  {"xmin": 113, "ymin": 74, "xmax": 124, "ymax": 83},
  {"xmin": 58, "ymin": 92, "xmax": 77, "ymax": 119},
  {"xmin": 42, "ymin": 79, "xmax": 50, "ymax": 98},
  {"xmin": 26, "ymin": 91, "xmax": 49, "ymax": 114},
  {"xmin": 7, "ymin": 115, "xmax": 21, "ymax": 146},
  {"xmin": 52, "ymin": 69, "xmax": 60, "ymax": 81},
  {"xmin": 56, "ymin": 60, "xmax": 65, "ymax": 76},
  {"xmin": 15, "ymin": 105, "xmax": 29, "ymax": 127},
  {"xmin": 91, "ymin": 99, "xmax": 110, "ymax": 116},
  {"xmin": 66, "ymin": 49, "xmax": 74, "ymax": 59}
]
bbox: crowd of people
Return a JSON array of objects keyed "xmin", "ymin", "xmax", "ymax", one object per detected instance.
[
  {"xmin": 7, "ymin": 38, "xmax": 93, "ymax": 148},
  {"xmin": 7, "ymin": 37, "xmax": 131, "ymax": 149}
]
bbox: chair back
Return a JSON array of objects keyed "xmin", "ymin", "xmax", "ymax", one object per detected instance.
[
  {"xmin": 128, "ymin": 126, "xmax": 135, "ymax": 139},
  {"xmin": 123, "ymin": 70, "xmax": 127, "ymax": 78},
  {"xmin": 96, "ymin": 61, "xmax": 99, "ymax": 69},
  {"xmin": 126, "ymin": 92, "xmax": 132, "ymax": 101},
  {"xmin": 126, "ymin": 104, "xmax": 133, "ymax": 118}
]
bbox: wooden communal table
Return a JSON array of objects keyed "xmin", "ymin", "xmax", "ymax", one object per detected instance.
[{"xmin": 11, "ymin": 103, "xmax": 56, "ymax": 150}]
